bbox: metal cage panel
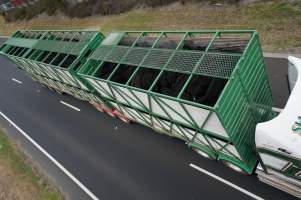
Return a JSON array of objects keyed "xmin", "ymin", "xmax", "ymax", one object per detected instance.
[
  {"xmin": 0, "ymin": 30, "xmax": 107, "ymax": 106},
  {"xmin": 79, "ymin": 30, "xmax": 273, "ymax": 174}
]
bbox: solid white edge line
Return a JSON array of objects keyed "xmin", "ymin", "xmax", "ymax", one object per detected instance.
[
  {"xmin": 0, "ymin": 36, "xmax": 9, "ymax": 38},
  {"xmin": 189, "ymin": 163, "xmax": 264, "ymax": 200},
  {"xmin": 12, "ymin": 78, "xmax": 23, "ymax": 84},
  {"xmin": 60, "ymin": 101, "xmax": 81, "ymax": 112},
  {"xmin": 0, "ymin": 111, "xmax": 99, "ymax": 200}
]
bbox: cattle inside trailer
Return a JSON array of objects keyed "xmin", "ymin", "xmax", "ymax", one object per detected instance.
[
  {"xmin": 1, "ymin": 29, "xmax": 301, "ymax": 198},
  {"xmin": 78, "ymin": 30, "xmax": 273, "ymax": 175}
]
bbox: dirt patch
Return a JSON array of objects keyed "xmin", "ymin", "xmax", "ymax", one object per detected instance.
[{"xmin": 0, "ymin": 160, "xmax": 38, "ymax": 200}]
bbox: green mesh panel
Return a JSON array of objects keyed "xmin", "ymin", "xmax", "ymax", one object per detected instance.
[
  {"xmin": 196, "ymin": 53, "xmax": 240, "ymax": 78},
  {"xmin": 123, "ymin": 48, "xmax": 149, "ymax": 65},
  {"xmin": 0, "ymin": 29, "xmax": 103, "ymax": 99},
  {"xmin": 142, "ymin": 49, "xmax": 173, "ymax": 69},
  {"xmin": 5, "ymin": 38, "xmax": 37, "ymax": 48},
  {"xmin": 33, "ymin": 40, "xmax": 85, "ymax": 55},
  {"xmin": 81, "ymin": 32, "xmax": 96, "ymax": 42},
  {"xmin": 105, "ymin": 46, "xmax": 129, "ymax": 62},
  {"xmin": 166, "ymin": 50, "xmax": 203, "ymax": 73},
  {"xmin": 70, "ymin": 43, "xmax": 86, "ymax": 55},
  {"xmin": 90, "ymin": 46, "xmax": 113, "ymax": 60}
]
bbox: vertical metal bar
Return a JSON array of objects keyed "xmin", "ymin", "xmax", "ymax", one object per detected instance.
[
  {"xmin": 90, "ymin": 32, "xmax": 136, "ymax": 79},
  {"xmin": 125, "ymin": 32, "xmax": 165, "ymax": 86},
  {"xmin": 148, "ymin": 32, "xmax": 189, "ymax": 91},
  {"xmin": 176, "ymin": 31, "xmax": 220, "ymax": 99},
  {"xmin": 107, "ymin": 32, "xmax": 145, "ymax": 83}
]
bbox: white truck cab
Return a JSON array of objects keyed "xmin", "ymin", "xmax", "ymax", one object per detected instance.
[{"xmin": 255, "ymin": 56, "xmax": 301, "ymax": 198}]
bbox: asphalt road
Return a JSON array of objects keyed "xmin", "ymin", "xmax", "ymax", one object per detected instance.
[
  {"xmin": 265, "ymin": 57, "xmax": 290, "ymax": 108},
  {"xmin": 0, "ymin": 38, "xmax": 297, "ymax": 200}
]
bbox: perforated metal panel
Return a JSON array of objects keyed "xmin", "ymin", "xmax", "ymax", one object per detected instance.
[
  {"xmin": 1, "ymin": 29, "xmax": 273, "ymax": 175},
  {"xmin": 166, "ymin": 50, "xmax": 203, "ymax": 73},
  {"xmin": 123, "ymin": 48, "xmax": 149, "ymax": 65},
  {"xmin": 78, "ymin": 30, "xmax": 272, "ymax": 174},
  {"xmin": 196, "ymin": 53, "xmax": 240, "ymax": 78},
  {"xmin": 0, "ymin": 29, "xmax": 105, "ymax": 104}
]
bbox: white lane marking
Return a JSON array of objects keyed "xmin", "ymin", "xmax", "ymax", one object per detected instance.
[
  {"xmin": 0, "ymin": 111, "xmax": 99, "ymax": 200},
  {"xmin": 0, "ymin": 36, "xmax": 9, "ymax": 38},
  {"xmin": 12, "ymin": 78, "xmax": 23, "ymax": 84},
  {"xmin": 189, "ymin": 163, "xmax": 264, "ymax": 200},
  {"xmin": 60, "ymin": 101, "xmax": 81, "ymax": 112}
]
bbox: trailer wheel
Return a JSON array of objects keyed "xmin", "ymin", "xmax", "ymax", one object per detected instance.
[
  {"xmin": 48, "ymin": 86, "xmax": 54, "ymax": 91},
  {"xmin": 54, "ymin": 89, "xmax": 62, "ymax": 95},
  {"xmin": 193, "ymin": 148, "xmax": 215, "ymax": 160},
  {"xmin": 96, "ymin": 107, "xmax": 104, "ymax": 112},
  {"xmin": 113, "ymin": 110, "xmax": 132, "ymax": 123},
  {"xmin": 95, "ymin": 105, "xmax": 104, "ymax": 112},
  {"xmin": 107, "ymin": 112, "xmax": 116, "ymax": 117},
  {"xmin": 221, "ymin": 160, "xmax": 247, "ymax": 175},
  {"xmin": 118, "ymin": 116, "xmax": 131, "ymax": 124},
  {"xmin": 104, "ymin": 109, "xmax": 116, "ymax": 118}
]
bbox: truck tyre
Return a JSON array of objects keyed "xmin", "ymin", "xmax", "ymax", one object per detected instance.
[
  {"xmin": 113, "ymin": 110, "xmax": 132, "ymax": 123},
  {"xmin": 105, "ymin": 109, "xmax": 116, "ymax": 118},
  {"xmin": 95, "ymin": 105, "xmax": 104, "ymax": 112},
  {"xmin": 118, "ymin": 116, "xmax": 131, "ymax": 124},
  {"xmin": 47, "ymin": 86, "xmax": 54, "ymax": 91},
  {"xmin": 54, "ymin": 89, "xmax": 62, "ymax": 94},
  {"xmin": 221, "ymin": 160, "xmax": 247, "ymax": 175}
]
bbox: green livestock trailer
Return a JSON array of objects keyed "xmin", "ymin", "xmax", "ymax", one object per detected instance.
[
  {"xmin": 0, "ymin": 30, "xmax": 105, "ymax": 103},
  {"xmin": 1, "ymin": 29, "xmax": 301, "ymax": 197},
  {"xmin": 78, "ymin": 30, "xmax": 273, "ymax": 174}
]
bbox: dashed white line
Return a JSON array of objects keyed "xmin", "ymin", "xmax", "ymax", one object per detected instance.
[
  {"xmin": 12, "ymin": 78, "xmax": 23, "ymax": 84},
  {"xmin": 189, "ymin": 163, "xmax": 264, "ymax": 200},
  {"xmin": 0, "ymin": 111, "xmax": 99, "ymax": 200},
  {"xmin": 60, "ymin": 101, "xmax": 81, "ymax": 112}
]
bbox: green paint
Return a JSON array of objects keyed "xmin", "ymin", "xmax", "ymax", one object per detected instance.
[{"xmin": 0, "ymin": 29, "xmax": 274, "ymax": 175}]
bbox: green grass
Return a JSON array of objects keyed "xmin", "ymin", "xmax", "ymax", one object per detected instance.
[
  {"xmin": 240, "ymin": 0, "xmax": 301, "ymax": 51},
  {"xmin": 0, "ymin": 0, "xmax": 300, "ymax": 52},
  {"xmin": 0, "ymin": 129, "xmax": 63, "ymax": 200},
  {"xmin": 246, "ymin": 1, "xmax": 300, "ymax": 19}
]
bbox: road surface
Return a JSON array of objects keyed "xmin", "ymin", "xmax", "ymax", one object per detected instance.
[{"xmin": 0, "ymin": 38, "xmax": 297, "ymax": 200}]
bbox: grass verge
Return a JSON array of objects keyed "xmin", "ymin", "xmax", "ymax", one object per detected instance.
[
  {"xmin": 0, "ymin": 129, "xmax": 63, "ymax": 200},
  {"xmin": 0, "ymin": 0, "xmax": 300, "ymax": 53}
]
